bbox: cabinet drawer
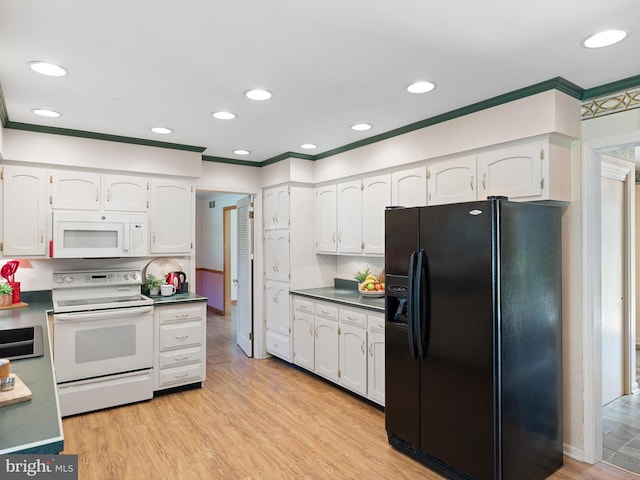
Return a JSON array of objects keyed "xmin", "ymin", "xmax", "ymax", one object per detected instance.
[
  {"xmin": 159, "ymin": 321, "xmax": 203, "ymax": 350},
  {"xmin": 157, "ymin": 363, "xmax": 203, "ymax": 388},
  {"xmin": 266, "ymin": 330, "xmax": 291, "ymax": 361},
  {"xmin": 339, "ymin": 308, "xmax": 367, "ymax": 328},
  {"xmin": 368, "ymin": 313, "xmax": 385, "ymax": 332},
  {"xmin": 158, "ymin": 346, "xmax": 203, "ymax": 368},
  {"xmin": 158, "ymin": 305, "xmax": 203, "ymax": 324},
  {"xmin": 315, "ymin": 301, "xmax": 338, "ymax": 322},
  {"xmin": 293, "ymin": 297, "xmax": 314, "ymax": 315}
]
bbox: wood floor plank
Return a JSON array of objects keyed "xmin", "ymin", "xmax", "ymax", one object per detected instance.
[{"xmin": 61, "ymin": 310, "xmax": 639, "ymax": 479}]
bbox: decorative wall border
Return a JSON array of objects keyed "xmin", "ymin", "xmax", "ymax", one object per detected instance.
[{"xmin": 581, "ymin": 86, "xmax": 640, "ymax": 119}]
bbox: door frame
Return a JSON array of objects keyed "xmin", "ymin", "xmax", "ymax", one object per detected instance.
[
  {"xmin": 223, "ymin": 205, "xmax": 237, "ymax": 315},
  {"xmin": 582, "ymin": 133, "xmax": 639, "ymax": 463},
  {"xmin": 600, "ymin": 158, "xmax": 636, "ymax": 400}
]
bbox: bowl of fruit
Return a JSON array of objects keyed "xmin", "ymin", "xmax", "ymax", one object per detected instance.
[{"xmin": 354, "ymin": 268, "xmax": 385, "ymax": 297}]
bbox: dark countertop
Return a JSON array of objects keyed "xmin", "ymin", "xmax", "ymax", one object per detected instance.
[
  {"xmin": 291, "ymin": 286, "xmax": 385, "ymax": 313},
  {"xmin": 0, "ymin": 300, "xmax": 64, "ymax": 454},
  {"xmin": 148, "ymin": 292, "xmax": 207, "ymax": 305}
]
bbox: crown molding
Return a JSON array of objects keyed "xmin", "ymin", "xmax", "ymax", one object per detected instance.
[
  {"xmin": 4, "ymin": 121, "xmax": 206, "ymax": 153},
  {"xmin": 3, "ymin": 75, "xmax": 640, "ymax": 167}
]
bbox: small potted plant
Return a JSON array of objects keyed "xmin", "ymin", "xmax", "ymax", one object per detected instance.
[
  {"xmin": 145, "ymin": 274, "xmax": 164, "ymax": 296},
  {"xmin": 0, "ymin": 283, "xmax": 13, "ymax": 306},
  {"xmin": 353, "ymin": 267, "xmax": 372, "ymax": 292}
]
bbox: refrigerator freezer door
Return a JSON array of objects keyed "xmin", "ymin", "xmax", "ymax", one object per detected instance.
[{"xmin": 419, "ymin": 201, "xmax": 496, "ymax": 480}]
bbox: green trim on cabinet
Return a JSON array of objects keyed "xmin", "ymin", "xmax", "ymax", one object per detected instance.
[
  {"xmin": 4, "ymin": 121, "xmax": 207, "ymax": 153},
  {"xmin": 261, "ymin": 151, "xmax": 315, "ymax": 166},
  {"xmin": 202, "ymin": 155, "xmax": 261, "ymax": 166},
  {"xmin": 582, "ymin": 74, "xmax": 640, "ymax": 100}
]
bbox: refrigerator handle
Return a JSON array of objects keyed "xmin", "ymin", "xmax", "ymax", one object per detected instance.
[
  {"xmin": 416, "ymin": 249, "xmax": 431, "ymax": 359},
  {"xmin": 407, "ymin": 251, "xmax": 418, "ymax": 359}
]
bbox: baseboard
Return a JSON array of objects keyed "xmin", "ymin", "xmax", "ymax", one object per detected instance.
[
  {"xmin": 563, "ymin": 443, "xmax": 584, "ymax": 463},
  {"xmin": 206, "ymin": 305, "xmax": 224, "ymax": 315}
]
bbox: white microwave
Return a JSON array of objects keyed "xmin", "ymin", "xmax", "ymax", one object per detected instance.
[{"xmin": 51, "ymin": 211, "xmax": 148, "ymax": 258}]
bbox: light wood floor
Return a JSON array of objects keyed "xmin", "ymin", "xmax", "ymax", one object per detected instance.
[{"xmin": 61, "ymin": 310, "xmax": 639, "ymax": 479}]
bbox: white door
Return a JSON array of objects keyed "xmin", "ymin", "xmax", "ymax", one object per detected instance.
[
  {"xmin": 236, "ymin": 196, "xmax": 254, "ymax": 357},
  {"xmin": 601, "ymin": 169, "xmax": 625, "ymax": 405},
  {"xmin": 391, "ymin": 165, "xmax": 427, "ymax": 207}
]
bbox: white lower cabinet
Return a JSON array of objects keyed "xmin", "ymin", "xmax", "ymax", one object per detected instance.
[
  {"xmin": 292, "ymin": 298, "xmax": 315, "ymax": 370},
  {"xmin": 265, "ymin": 280, "xmax": 293, "ymax": 361},
  {"xmin": 339, "ymin": 322, "xmax": 367, "ymax": 396},
  {"xmin": 367, "ymin": 314, "xmax": 386, "ymax": 405},
  {"xmin": 314, "ymin": 317, "xmax": 340, "ymax": 382},
  {"xmin": 154, "ymin": 301, "xmax": 206, "ymax": 391},
  {"xmin": 291, "ymin": 295, "xmax": 385, "ymax": 406}
]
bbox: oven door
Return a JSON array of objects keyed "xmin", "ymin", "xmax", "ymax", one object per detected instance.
[{"xmin": 53, "ymin": 305, "xmax": 153, "ymax": 383}]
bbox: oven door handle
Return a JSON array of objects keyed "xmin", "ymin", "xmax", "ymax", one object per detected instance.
[{"xmin": 54, "ymin": 305, "xmax": 153, "ymax": 322}]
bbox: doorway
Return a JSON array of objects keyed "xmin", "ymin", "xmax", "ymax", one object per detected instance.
[
  {"xmin": 195, "ymin": 191, "xmax": 247, "ymax": 327},
  {"xmin": 223, "ymin": 205, "xmax": 237, "ymax": 315}
]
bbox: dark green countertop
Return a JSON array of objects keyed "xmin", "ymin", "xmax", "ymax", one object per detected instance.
[
  {"xmin": 291, "ymin": 287, "xmax": 385, "ymax": 313},
  {"xmin": 0, "ymin": 300, "xmax": 64, "ymax": 454},
  {"xmin": 148, "ymin": 292, "xmax": 207, "ymax": 305}
]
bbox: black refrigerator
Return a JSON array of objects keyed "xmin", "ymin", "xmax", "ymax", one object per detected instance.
[{"xmin": 384, "ymin": 197, "xmax": 563, "ymax": 480}]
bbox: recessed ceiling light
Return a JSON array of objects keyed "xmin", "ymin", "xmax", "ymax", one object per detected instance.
[
  {"xmin": 233, "ymin": 149, "xmax": 250, "ymax": 155},
  {"xmin": 300, "ymin": 143, "xmax": 317, "ymax": 150},
  {"xmin": 29, "ymin": 61, "xmax": 68, "ymax": 77},
  {"xmin": 212, "ymin": 111, "xmax": 237, "ymax": 120},
  {"xmin": 351, "ymin": 123, "xmax": 372, "ymax": 131},
  {"xmin": 150, "ymin": 127, "xmax": 173, "ymax": 134},
  {"xmin": 245, "ymin": 89, "xmax": 272, "ymax": 101},
  {"xmin": 583, "ymin": 29, "xmax": 629, "ymax": 48},
  {"xmin": 32, "ymin": 108, "xmax": 61, "ymax": 117},
  {"xmin": 406, "ymin": 81, "xmax": 436, "ymax": 94}
]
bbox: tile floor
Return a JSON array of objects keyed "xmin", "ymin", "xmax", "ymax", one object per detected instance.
[{"xmin": 602, "ymin": 349, "xmax": 640, "ymax": 475}]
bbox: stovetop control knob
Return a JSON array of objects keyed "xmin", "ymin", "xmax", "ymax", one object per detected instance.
[
  {"xmin": 131, "ymin": 272, "xmax": 139, "ymax": 281},
  {"xmin": 64, "ymin": 275, "xmax": 73, "ymax": 283},
  {"xmin": 54, "ymin": 275, "xmax": 65, "ymax": 284},
  {"xmin": 123, "ymin": 273, "xmax": 130, "ymax": 280}
]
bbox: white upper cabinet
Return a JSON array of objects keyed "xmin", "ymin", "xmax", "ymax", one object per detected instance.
[
  {"xmin": 103, "ymin": 175, "xmax": 149, "ymax": 212},
  {"xmin": 264, "ymin": 230, "xmax": 290, "ymax": 282},
  {"xmin": 427, "ymin": 155, "xmax": 477, "ymax": 205},
  {"xmin": 391, "ymin": 165, "xmax": 427, "ymax": 208},
  {"xmin": 50, "ymin": 171, "xmax": 102, "ymax": 210},
  {"xmin": 149, "ymin": 179, "xmax": 193, "ymax": 254},
  {"xmin": 2, "ymin": 166, "xmax": 48, "ymax": 257},
  {"xmin": 263, "ymin": 185, "xmax": 290, "ymax": 230},
  {"xmin": 336, "ymin": 180, "xmax": 362, "ymax": 254},
  {"xmin": 477, "ymin": 143, "xmax": 543, "ymax": 200},
  {"xmin": 50, "ymin": 171, "xmax": 149, "ymax": 212},
  {"xmin": 314, "ymin": 185, "xmax": 337, "ymax": 253},
  {"xmin": 324, "ymin": 174, "xmax": 390, "ymax": 256},
  {"xmin": 362, "ymin": 174, "xmax": 391, "ymax": 255},
  {"xmin": 427, "ymin": 138, "xmax": 571, "ymax": 205}
]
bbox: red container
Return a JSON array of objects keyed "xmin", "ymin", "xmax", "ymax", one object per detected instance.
[{"xmin": 9, "ymin": 282, "xmax": 20, "ymax": 304}]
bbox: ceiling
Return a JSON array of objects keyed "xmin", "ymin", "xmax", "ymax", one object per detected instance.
[{"xmin": 1, "ymin": 1, "xmax": 639, "ymax": 164}]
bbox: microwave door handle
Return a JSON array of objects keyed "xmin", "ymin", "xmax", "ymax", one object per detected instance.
[
  {"xmin": 54, "ymin": 305, "xmax": 153, "ymax": 322},
  {"xmin": 123, "ymin": 223, "xmax": 130, "ymax": 253}
]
